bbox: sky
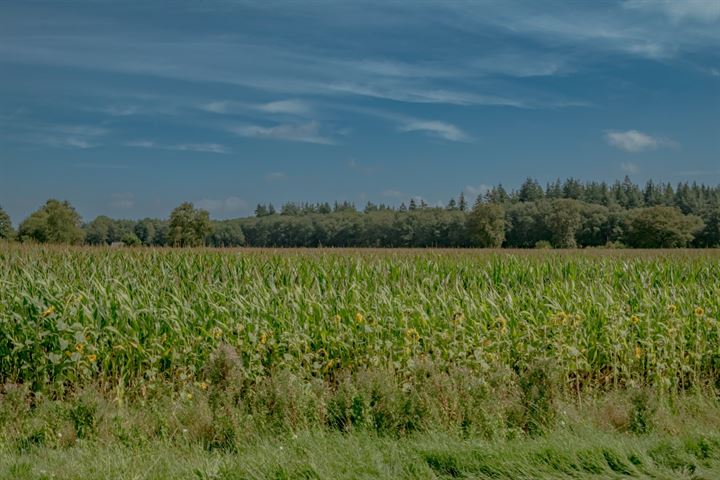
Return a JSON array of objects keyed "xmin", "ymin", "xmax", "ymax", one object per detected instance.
[{"xmin": 1, "ymin": 0, "xmax": 719, "ymax": 222}]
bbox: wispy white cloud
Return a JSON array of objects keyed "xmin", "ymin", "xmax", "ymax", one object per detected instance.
[
  {"xmin": 326, "ymin": 82, "xmax": 527, "ymax": 107},
  {"xmin": 230, "ymin": 121, "xmax": 334, "ymax": 145},
  {"xmin": 342, "ymin": 106, "xmax": 472, "ymax": 143},
  {"xmin": 174, "ymin": 143, "xmax": 228, "ymax": 154},
  {"xmin": 15, "ymin": 133, "xmax": 100, "ymax": 149},
  {"xmin": 256, "ymin": 99, "xmax": 311, "ymax": 115},
  {"xmin": 624, "ymin": 42, "xmax": 671, "ymax": 59},
  {"xmin": 95, "ymin": 105, "xmax": 141, "ymax": 116},
  {"xmin": 89, "ymin": 101, "xmax": 178, "ymax": 117},
  {"xmin": 350, "ymin": 53, "xmax": 567, "ymax": 79},
  {"xmin": 124, "ymin": 140, "xmax": 228, "ymax": 154},
  {"xmin": 0, "ymin": 33, "xmax": 584, "ymax": 109},
  {"xmin": 200, "ymin": 99, "xmax": 313, "ymax": 116},
  {"xmin": 0, "ymin": 122, "xmax": 109, "ymax": 149},
  {"xmin": 623, "ymin": 0, "xmax": 720, "ymax": 23},
  {"xmin": 399, "ymin": 120, "xmax": 471, "ymax": 142},
  {"xmin": 200, "ymin": 101, "xmax": 231, "ymax": 114},
  {"xmin": 63, "ymin": 137, "xmax": 98, "ymax": 149},
  {"xmin": 3, "ymin": 0, "xmax": 719, "ymax": 120},
  {"xmin": 605, "ymin": 129, "xmax": 676, "ymax": 152},
  {"xmin": 469, "ymin": 2, "xmax": 718, "ymax": 62},
  {"xmin": 45, "ymin": 124, "xmax": 108, "ymax": 148}
]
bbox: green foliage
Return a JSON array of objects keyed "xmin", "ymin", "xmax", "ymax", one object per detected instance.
[
  {"xmin": 14, "ymin": 177, "xmax": 720, "ymax": 247},
  {"xmin": 84, "ymin": 216, "xmax": 138, "ymax": 245},
  {"xmin": 505, "ymin": 202, "xmax": 547, "ymax": 248},
  {"xmin": 467, "ymin": 201, "xmax": 505, "ymax": 247},
  {"xmin": 207, "ymin": 220, "xmax": 244, "ymax": 247},
  {"xmin": 17, "ymin": 199, "xmax": 84, "ymax": 244},
  {"xmin": 68, "ymin": 398, "xmax": 96, "ymax": 439},
  {"xmin": 83, "ymin": 215, "xmax": 112, "ymax": 245},
  {"xmin": 133, "ymin": 218, "xmax": 157, "ymax": 245},
  {"xmin": 518, "ymin": 178, "xmax": 544, "ymax": 202},
  {"xmin": 515, "ymin": 361, "xmax": 557, "ymax": 436},
  {"xmin": 545, "ymin": 199, "xmax": 581, "ymax": 248},
  {"xmin": 629, "ymin": 389, "xmax": 655, "ymax": 435},
  {"xmin": 121, "ymin": 232, "xmax": 141, "ymax": 246},
  {"xmin": 695, "ymin": 202, "xmax": 720, "ymax": 247},
  {"xmin": 0, "ymin": 205, "xmax": 13, "ymax": 240},
  {"xmin": 168, "ymin": 202, "xmax": 212, "ymax": 247},
  {"xmin": 624, "ymin": 206, "xmax": 704, "ymax": 248}
]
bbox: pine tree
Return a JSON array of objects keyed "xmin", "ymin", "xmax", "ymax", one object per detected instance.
[
  {"xmin": 518, "ymin": 178, "xmax": 544, "ymax": 202},
  {"xmin": 546, "ymin": 179, "xmax": 562, "ymax": 199},
  {"xmin": 458, "ymin": 192, "xmax": 467, "ymax": 212},
  {"xmin": 255, "ymin": 204, "xmax": 269, "ymax": 217}
]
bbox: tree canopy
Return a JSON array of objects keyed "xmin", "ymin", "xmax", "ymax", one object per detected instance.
[
  {"xmin": 168, "ymin": 202, "xmax": 213, "ymax": 247},
  {"xmin": 7, "ymin": 177, "xmax": 720, "ymax": 248},
  {"xmin": 18, "ymin": 199, "xmax": 84, "ymax": 244},
  {"xmin": 467, "ymin": 201, "xmax": 505, "ymax": 248},
  {"xmin": 0, "ymin": 205, "xmax": 12, "ymax": 240},
  {"xmin": 624, "ymin": 206, "xmax": 704, "ymax": 248}
]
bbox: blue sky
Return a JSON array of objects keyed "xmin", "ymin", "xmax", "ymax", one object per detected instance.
[{"xmin": 1, "ymin": 0, "xmax": 719, "ymax": 222}]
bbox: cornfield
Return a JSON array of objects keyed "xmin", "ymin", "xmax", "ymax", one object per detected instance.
[{"xmin": 1, "ymin": 244, "xmax": 719, "ymax": 394}]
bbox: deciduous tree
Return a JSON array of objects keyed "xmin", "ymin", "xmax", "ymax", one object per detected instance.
[
  {"xmin": 0, "ymin": 205, "xmax": 13, "ymax": 240},
  {"xmin": 168, "ymin": 202, "xmax": 212, "ymax": 247},
  {"xmin": 18, "ymin": 199, "xmax": 84, "ymax": 244},
  {"xmin": 467, "ymin": 200, "xmax": 505, "ymax": 247},
  {"xmin": 624, "ymin": 206, "xmax": 703, "ymax": 248}
]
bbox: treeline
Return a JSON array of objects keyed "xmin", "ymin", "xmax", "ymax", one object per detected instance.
[{"xmin": 1, "ymin": 177, "xmax": 719, "ymax": 248}]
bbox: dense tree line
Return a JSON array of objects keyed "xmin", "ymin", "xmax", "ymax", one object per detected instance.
[{"xmin": 2, "ymin": 177, "xmax": 719, "ymax": 248}]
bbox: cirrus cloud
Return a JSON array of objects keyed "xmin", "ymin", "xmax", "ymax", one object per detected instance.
[
  {"xmin": 399, "ymin": 120, "xmax": 472, "ymax": 142},
  {"xmin": 623, "ymin": 0, "xmax": 720, "ymax": 23},
  {"xmin": 124, "ymin": 140, "xmax": 228, "ymax": 154},
  {"xmin": 230, "ymin": 121, "xmax": 334, "ymax": 145}
]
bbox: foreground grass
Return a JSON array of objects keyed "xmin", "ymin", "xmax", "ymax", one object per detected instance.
[
  {"xmin": 3, "ymin": 427, "xmax": 720, "ymax": 479},
  {"xmin": 2, "ymin": 387, "xmax": 719, "ymax": 479}
]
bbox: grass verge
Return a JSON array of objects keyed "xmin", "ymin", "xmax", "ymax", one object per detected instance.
[{"xmin": 3, "ymin": 427, "xmax": 720, "ymax": 479}]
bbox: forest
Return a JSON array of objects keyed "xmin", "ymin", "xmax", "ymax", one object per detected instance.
[{"xmin": 2, "ymin": 177, "xmax": 719, "ymax": 248}]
